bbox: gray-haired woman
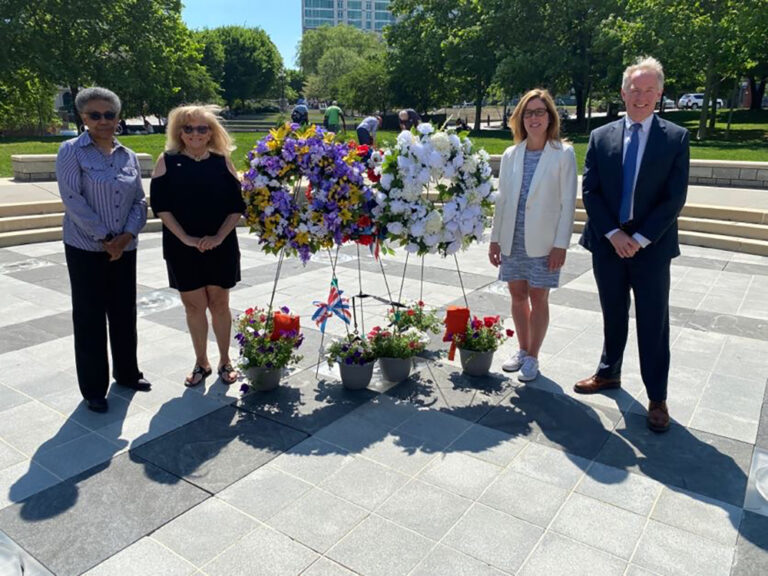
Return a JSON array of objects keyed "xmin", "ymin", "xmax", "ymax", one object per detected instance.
[{"xmin": 56, "ymin": 87, "xmax": 151, "ymax": 413}]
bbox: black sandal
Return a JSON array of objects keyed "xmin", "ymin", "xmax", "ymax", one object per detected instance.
[
  {"xmin": 218, "ymin": 363, "xmax": 238, "ymax": 385},
  {"xmin": 185, "ymin": 364, "xmax": 212, "ymax": 387}
]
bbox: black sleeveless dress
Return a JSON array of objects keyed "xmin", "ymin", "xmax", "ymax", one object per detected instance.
[{"xmin": 149, "ymin": 152, "xmax": 246, "ymax": 292}]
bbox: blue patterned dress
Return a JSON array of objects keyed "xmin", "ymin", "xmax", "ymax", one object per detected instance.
[{"xmin": 499, "ymin": 149, "xmax": 560, "ymax": 288}]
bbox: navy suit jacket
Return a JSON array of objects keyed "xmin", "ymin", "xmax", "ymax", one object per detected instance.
[{"xmin": 579, "ymin": 115, "xmax": 690, "ymax": 260}]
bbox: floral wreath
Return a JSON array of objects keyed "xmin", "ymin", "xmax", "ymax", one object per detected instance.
[
  {"xmin": 241, "ymin": 123, "xmax": 376, "ymax": 263},
  {"xmin": 372, "ymin": 123, "xmax": 496, "ymax": 256}
]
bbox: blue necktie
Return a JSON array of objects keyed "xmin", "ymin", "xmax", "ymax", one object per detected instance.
[{"xmin": 621, "ymin": 123, "xmax": 641, "ymax": 224}]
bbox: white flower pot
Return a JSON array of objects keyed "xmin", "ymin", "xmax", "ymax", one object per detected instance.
[
  {"xmin": 244, "ymin": 366, "xmax": 282, "ymax": 391},
  {"xmin": 339, "ymin": 360, "xmax": 375, "ymax": 390},
  {"xmin": 378, "ymin": 357, "xmax": 412, "ymax": 383},
  {"xmin": 458, "ymin": 348, "xmax": 494, "ymax": 377}
]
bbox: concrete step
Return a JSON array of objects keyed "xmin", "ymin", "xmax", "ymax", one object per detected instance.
[
  {"xmin": 571, "ymin": 220, "xmax": 768, "ymax": 256},
  {"xmin": 0, "ymin": 219, "xmax": 164, "ymax": 248},
  {"xmin": 573, "ymin": 209, "xmax": 768, "ymax": 241},
  {"xmin": 0, "ymin": 213, "xmax": 65, "ymax": 233},
  {"xmin": 0, "ymin": 200, "xmax": 64, "ymax": 218}
]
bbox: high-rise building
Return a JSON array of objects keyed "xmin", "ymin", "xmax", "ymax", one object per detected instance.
[{"xmin": 302, "ymin": 0, "xmax": 395, "ymax": 33}]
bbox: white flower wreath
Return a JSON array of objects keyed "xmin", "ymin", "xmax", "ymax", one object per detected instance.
[{"xmin": 372, "ymin": 123, "xmax": 497, "ymax": 256}]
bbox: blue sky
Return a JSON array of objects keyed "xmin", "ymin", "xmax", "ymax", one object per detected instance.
[{"xmin": 182, "ymin": 0, "xmax": 302, "ymax": 68}]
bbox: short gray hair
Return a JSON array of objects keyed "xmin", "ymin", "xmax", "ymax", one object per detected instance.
[
  {"xmin": 622, "ymin": 56, "xmax": 664, "ymax": 92},
  {"xmin": 75, "ymin": 87, "xmax": 122, "ymax": 114}
]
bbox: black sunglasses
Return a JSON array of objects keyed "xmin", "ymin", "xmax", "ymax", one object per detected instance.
[
  {"xmin": 85, "ymin": 111, "xmax": 117, "ymax": 121},
  {"xmin": 183, "ymin": 125, "xmax": 210, "ymax": 135}
]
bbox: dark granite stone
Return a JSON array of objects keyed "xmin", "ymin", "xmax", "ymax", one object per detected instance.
[
  {"xmin": 0, "ymin": 453, "xmax": 208, "ymax": 576},
  {"xmin": 595, "ymin": 412, "xmax": 752, "ymax": 507},
  {"xmin": 386, "ymin": 360, "xmax": 513, "ymax": 423},
  {"xmin": 731, "ymin": 512, "xmax": 768, "ymax": 575},
  {"xmin": 238, "ymin": 370, "xmax": 377, "ymax": 435},
  {"xmin": 131, "ymin": 405, "xmax": 307, "ymax": 493},
  {"xmin": 478, "ymin": 382, "xmax": 622, "ymax": 459}
]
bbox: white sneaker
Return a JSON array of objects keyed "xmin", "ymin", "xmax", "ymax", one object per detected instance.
[
  {"xmin": 502, "ymin": 350, "xmax": 527, "ymax": 372},
  {"xmin": 518, "ymin": 356, "xmax": 539, "ymax": 382}
]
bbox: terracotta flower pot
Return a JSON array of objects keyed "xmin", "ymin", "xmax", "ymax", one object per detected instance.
[
  {"xmin": 378, "ymin": 357, "xmax": 412, "ymax": 383},
  {"xmin": 339, "ymin": 360, "xmax": 375, "ymax": 390},
  {"xmin": 244, "ymin": 366, "xmax": 282, "ymax": 391},
  {"xmin": 458, "ymin": 348, "xmax": 494, "ymax": 377}
]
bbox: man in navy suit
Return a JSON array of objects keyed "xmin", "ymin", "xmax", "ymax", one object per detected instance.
[{"xmin": 574, "ymin": 57, "xmax": 690, "ymax": 432}]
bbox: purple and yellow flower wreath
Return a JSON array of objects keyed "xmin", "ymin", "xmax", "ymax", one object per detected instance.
[{"xmin": 241, "ymin": 123, "xmax": 377, "ymax": 263}]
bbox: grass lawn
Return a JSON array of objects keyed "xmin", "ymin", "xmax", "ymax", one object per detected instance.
[{"xmin": 1, "ymin": 109, "xmax": 765, "ymax": 178}]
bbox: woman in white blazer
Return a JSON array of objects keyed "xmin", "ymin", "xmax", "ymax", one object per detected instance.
[{"xmin": 489, "ymin": 89, "xmax": 577, "ymax": 381}]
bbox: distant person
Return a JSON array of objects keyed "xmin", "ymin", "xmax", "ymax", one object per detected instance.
[
  {"xmin": 455, "ymin": 117, "xmax": 469, "ymax": 131},
  {"xmin": 56, "ymin": 87, "xmax": 151, "ymax": 413},
  {"xmin": 398, "ymin": 108, "xmax": 421, "ymax": 130},
  {"xmin": 291, "ymin": 103, "xmax": 309, "ymax": 125},
  {"xmin": 489, "ymin": 88, "xmax": 577, "ymax": 383},
  {"xmin": 144, "ymin": 118, "xmax": 154, "ymax": 134},
  {"xmin": 323, "ymin": 100, "xmax": 346, "ymax": 133},
  {"xmin": 150, "ymin": 105, "xmax": 246, "ymax": 387},
  {"xmin": 356, "ymin": 115, "xmax": 382, "ymax": 146},
  {"xmin": 575, "ymin": 56, "xmax": 690, "ymax": 433}
]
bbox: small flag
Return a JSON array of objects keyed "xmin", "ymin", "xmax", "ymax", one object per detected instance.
[{"xmin": 312, "ymin": 277, "xmax": 351, "ymax": 333}]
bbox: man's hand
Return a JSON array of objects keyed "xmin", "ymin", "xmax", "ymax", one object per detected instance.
[
  {"xmin": 609, "ymin": 230, "xmax": 641, "ymax": 258},
  {"xmin": 488, "ymin": 242, "xmax": 501, "ymax": 267},
  {"xmin": 548, "ymin": 247, "xmax": 566, "ymax": 271}
]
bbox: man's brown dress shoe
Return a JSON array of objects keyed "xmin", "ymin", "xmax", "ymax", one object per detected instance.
[
  {"xmin": 573, "ymin": 374, "xmax": 621, "ymax": 394},
  {"xmin": 647, "ymin": 401, "xmax": 670, "ymax": 433}
]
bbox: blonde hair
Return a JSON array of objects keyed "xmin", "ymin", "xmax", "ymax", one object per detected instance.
[
  {"xmin": 508, "ymin": 88, "xmax": 561, "ymax": 145},
  {"xmin": 165, "ymin": 104, "xmax": 235, "ymax": 157},
  {"xmin": 622, "ymin": 56, "xmax": 664, "ymax": 92}
]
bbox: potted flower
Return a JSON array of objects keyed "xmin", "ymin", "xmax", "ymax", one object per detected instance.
[
  {"xmin": 387, "ymin": 300, "xmax": 441, "ymax": 345},
  {"xmin": 326, "ymin": 334, "xmax": 377, "ymax": 390},
  {"xmin": 235, "ymin": 306, "xmax": 304, "ymax": 392},
  {"xmin": 368, "ymin": 326, "xmax": 425, "ymax": 383},
  {"xmin": 452, "ymin": 315, "xmax": 513, "ymax": 377}
]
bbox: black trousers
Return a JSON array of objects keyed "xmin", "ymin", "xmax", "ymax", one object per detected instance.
[
  {"xmin": 65, "ymin": 245, "xmax": 141, "ymax": 400},
  {"xmin": 592, "ymin": 244, "xmax": 671, "ymax": 402}
]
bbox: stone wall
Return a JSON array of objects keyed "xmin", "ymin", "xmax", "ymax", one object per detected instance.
[
  {"xmin": 11, "ymin": 154, "xmax": 154, "ymax": 182},
  {"xmin": 488, "ymin": 156, "xmax": 768, "ymax": 190}
]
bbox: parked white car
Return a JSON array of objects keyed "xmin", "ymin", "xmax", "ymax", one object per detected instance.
[{"xmin": 678, "ymin": 93, "xmax": 724, "ymax": 109}]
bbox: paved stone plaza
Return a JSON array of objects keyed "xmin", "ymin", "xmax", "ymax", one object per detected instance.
[{"xmin": 0, "ymin": 229, "xmax": 767, "ymax": 575}]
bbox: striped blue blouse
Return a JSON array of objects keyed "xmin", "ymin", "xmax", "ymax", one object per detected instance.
[{"xmin": 56, "ymin": 131, "xmax": 147, "ymax": 252}]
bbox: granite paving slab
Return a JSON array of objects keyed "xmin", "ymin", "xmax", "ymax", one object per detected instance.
[
  {"xmin": 477, "ymin": 383, "xmax": 622, "ymax": 459},
  {"xmin": 131, "ymin": 405, "xmax": 307, "ymax": 494},
  {"xmin": 237, "ymin": 370, "xmax": 377, "ymax": 435},
  {"xmin": 518, "ymin": 532, "xmax": 626, "ymax": 576},
  {"xmin": 0, "ymin": 452, "xmax": 208, "ymax": 576},
  {"xmin": 633, "ymin": 520, "xmax": 735, "ymax": 576},
  {"xmin": 150, "ymin": 497, "xmax": 259, "ymax": 568},
  {"xmin": 82, "ymin": 537, "xmax": 196, "ymax": 576},
  {"xmin": 200, "ymin": 524, "xmax": 318, "ymax": 576},
  {"xmin": 732, "ymin": 512, "xmax": 768, "ymax": 575},
  {"xmin": 442, "ymin": 503, "xmax": 544, "ymax": 574},
  {"xmin": 595, "ymin": 412, "xmax": 752, "ymax": 507},
  {"xmin": 326, "ymin": 515, "xmax": 435, "ymax": 576},
  {"xmin": 410, "ymin": 545, "xmax": 508, "ymax": 576}
]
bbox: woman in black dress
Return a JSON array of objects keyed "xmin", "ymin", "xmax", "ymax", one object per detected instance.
[{"xmin": 150, "ymin": 105, "xmax": 245, "ymax": 386}]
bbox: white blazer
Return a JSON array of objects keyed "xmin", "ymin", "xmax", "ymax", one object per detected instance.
[{"xmin": 490, "ymin": 139, "xmax": 577, "ymax": 257}]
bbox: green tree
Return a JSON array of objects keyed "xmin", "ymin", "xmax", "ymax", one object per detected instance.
[
  {"xmin": 298, "ymin": 25, "xmax": 384, "ymax": 104},
  {"xmin": 5, "ymin": 0, "xmax": 219, "ymax": 123},
  {"xmin": 196, "ymin": 26, "xmax": 282, "ymax": 109},
  {"xmin": 0, "ymin": 70, "xmax": 57, "ymax": 135},
  {"xmin": 339, "ymin": 56, "xmax": 391, "ymax": 113},
  {"xmin": 385, "ymin": 2, "xmax": 449, "ymax": 115}
]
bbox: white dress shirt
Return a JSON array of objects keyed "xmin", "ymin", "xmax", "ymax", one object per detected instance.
[{"xmin": 606, "ymin": 114, "xmax": 654, "ymax": 247}]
